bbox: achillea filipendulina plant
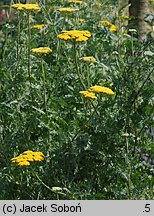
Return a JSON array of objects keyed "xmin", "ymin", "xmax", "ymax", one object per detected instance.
[
  {"xmin": 11, "ymin": 3, "xmax": 40, "ymax": 13},
  {"xmin": 79, "ymin": 56, "xmax": 96, "ymax": 63},
  {"xmin": 57, "ymin": 30, "xmax": 91, "ymax": 42},
  {"xmin": 32, "ymin": 24, "xmax": 48, "ymax": 30},
  {"xmin": 102, "ymin": 20, "xmax": 117, "ymax": 32},
  {"xmin": 89, "ymin": 85, "xmax": 115, "ymax": 95},
  {"xmin": 11, "ymin": 150, "xmax": 44, "ymax": 166},
  {"xmin": 57, "ymin": 7, "xmax": 78, "ymax": 13},
  {"xmin": 67, "ymin": 0, "xmax": 83, "ymax": 4},
  {"xmin": 31, "ymin": 47, "xmax": 52, "ymax": 57},
  {"xmin": 79, "ymin": 90, "xmax": 97, "ymax": 99}
]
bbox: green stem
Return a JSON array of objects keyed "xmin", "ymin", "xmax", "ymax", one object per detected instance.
[
  {"xmin": 90, "ymin": 101, "xmax": 100, "ymax": 119},
  {"xmin": 17, "ymin": 12, "xmax": 21, "ymax": 63},
  {"xmin": 73, "ymin": 43, "xmax": 86, "ymax": 89},
  {"xmin": 125, "ymin": 135, "xmax": 132, "ymax": 199},
  {"xmin": 131, "ymin": 33, "xmax": 134, "ymax": 57},
  {"xmin": 27, "ymin": 12, "xmax": 33, "ymax": 101},
  {"xmin": 41, "ymin": 58, "xmax": 50, "ymax": 147},
  {"xmin": 41, "ymin": 58, "xmax": 47, "ymax": 113},
  {"xmin": 56, "ymin": 16, "xmax": 66, "ymax": 62},
  {"xmin": 35, "ymin": 173, "xmax": 66, "ymax": 197},
  {"xmin": 87, "ymin": 64, "xmax": 90, "ymax": 88}
]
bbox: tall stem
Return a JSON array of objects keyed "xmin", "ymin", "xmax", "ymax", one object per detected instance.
[
  {"xmin": 41, "ymin": 58, "xmax": 50, "ymax": 147},
  {"xmin": 17, "ymin": 12, "xmax": 21, "ymax": 63},
  {"xmin": 87, "ymin": 64, "xmax": 91, "ymax": 88},
  {"xmin": 73, "ymin": 43, "xmax": 86, "ymax": 89},
  {"xmin": 125, "ymin": 135, "xmax": 132, "ymax": 199},
  {"xmin": 41, "ymin": 58, "xmax": 47, "ymax": 113},
  {"xmin": 56, "ymin": 16, "xmax": 66, "ymax": 63},
  {"xmin": 27, "ymin": 12, "xmax": 33, "ymax": 101}
]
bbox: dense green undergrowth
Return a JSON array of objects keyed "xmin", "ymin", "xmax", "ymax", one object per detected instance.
[{"xmin": 0, "ymin": 0, "xmax": 154, "ymax": 199}]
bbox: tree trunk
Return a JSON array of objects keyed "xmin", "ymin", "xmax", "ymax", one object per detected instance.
[{"xmin": 128, "ymin": 0, "xmax": 149, "ymax": 42}]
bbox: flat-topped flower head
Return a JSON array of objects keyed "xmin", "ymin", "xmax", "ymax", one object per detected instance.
[
  {"xmin": 31, "ymin": 47, "xmax": 52, "ymax": 57},
  {"xmin": 57, "ymin": 7, "xmax": 78, "ymax": 13},
  {"xmin": 10, "ymin": 150, "xmax": 44, "ymax": 166},
  {"xmin": 11, "ymin": 3, "xmax": 24, "ymax": 9},
  {"xmin": 67, "ymin": 0, "xmax": 83, "ymax": 4},
  {"xmin": 57, "ymin": 30, "xmax": 91, "ymax": 43},
  {"xmin": 11, "ymin": 3, "xmax": 40, "ymax": 13},
  {"xmin": 79, "ymin": 91, "xmax": 97, "ymax": 99},
  {"xmin": 102, "ymin": 20, "xmax": 117, "ymax": 32},
  {"xmin": 89, "ymin": 85, "xmax": 114, "ymax": 95},
  {"xmin": 32, "ymin": 24, "xmax": 48, "ymax": 30},
  {"xmin": 79, "ymin": 56, "xmax": 96, "ymax": 63}
]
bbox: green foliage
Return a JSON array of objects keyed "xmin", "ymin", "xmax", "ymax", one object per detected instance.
[{"xmin": 0, "ymin": 0, "xmax": 153, "ymax": 200}]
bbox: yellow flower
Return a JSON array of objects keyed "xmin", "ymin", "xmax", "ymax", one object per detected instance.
[
  {"xmin": 79, "ymin": 56, "xmax": 96, "ymax": 63},
  {"xmin": 11, "ymin": 4, "xmax": 40, "ymax": 13},
  {"xmin": 89, "ymin": 85, "xmax": 114, "ymax": 95},
  {"xmin": 57, "ymin": 7, "xmax": 78, "ymax": 13},
  {"xmin": 79, "ymin": 18, "xmax": 85, "ymax": 23},
  {"xmin": 102, "ymin": 20, "xmax": 112, "ymax": 28},
  {"xmin": 10, "ymin": 150, "xmax": 44, "ymax": 166},
  {"xmin": 79, "ymin": 91, "xmax": 97, "ymax": 99},
  {"xmin": 31, "ymin": 47, "xmax": 52, "ymax": 56},
  {"xmin": 57, "ymin": 30, "xmax": 91, "ymax": 43},
  {"xmin": 109, "ymin": 25, "xmax": 117, "ymax": 32},
  {"xmin": 67, "ymin": 0, "xmax": 82, "ymax": 4},
  {"xmin": 102, "ymin": 20, "xmax": 117, "ymax": 32},
  {"xmin": 32, "ymin": 24, "xmax": 48, "ymax": 30}
]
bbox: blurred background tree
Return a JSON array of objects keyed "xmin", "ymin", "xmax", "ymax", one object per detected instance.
[{"xmin": 128, "ymin": 0, "xmax": 150, "ymax": 42}]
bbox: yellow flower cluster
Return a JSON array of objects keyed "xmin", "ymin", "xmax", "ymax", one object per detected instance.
[
  {"xmin": 102, "ymin": 20, "xmax": 117, "ymax": 32},
  {"xmin": 31, "ymin": 47, "xmax": 52, "ymax": 56},
  {"xmin": 80, "ymin": 85, "xmax": 114, "ymax": 99},
  {"xmin": 79, "ymin": 91, "xmax": 97, "ymax": 99},
  {"xmin": 11, "ymin": 150, "xmax": 44, "ymax": 166},
  {"xmin": 67, "ymin": 0, "xmax": 82, "ymax": 4},
  {"xmin": 79, "ymin": 56, "xmax": 96, "ymax": 63},
  {"xmin": 32, "ymin": 24, "xmax": 48, "ymax": 30},
  {"xmin": 79, "ymin": 18, "xmax": 85, "ymax": 23},
  {"xmin": 89, "ymin": 85, "xmax": 114, "ymax": 95},
  {"xmin": 57, "ymin": 30, "xmax": 91, "ymax": 42},
  {"xmin": 57, "ymin": 7, "xmax": 78, "ymax": 13},
  {"xmin": 11, "ymin": 3, "xmax": 40, "ymax": 12}
]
